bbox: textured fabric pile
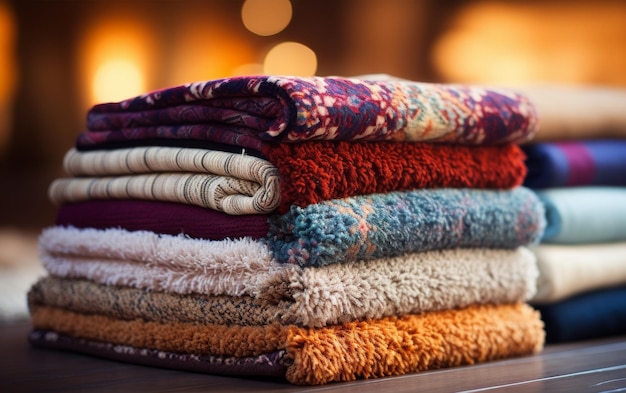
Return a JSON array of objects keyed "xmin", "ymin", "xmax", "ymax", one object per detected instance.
[
  {"xmin": 28, "ymin": 75, "xmax": 547, "ymax": 385},
  {"xmin": 521, "ymin": 87, "xmax": 626, "ymax": 343}
]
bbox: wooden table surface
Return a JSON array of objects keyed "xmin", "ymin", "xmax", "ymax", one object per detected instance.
[{"xmin": 1, "ymin": 320, "xmax": 625, "ymax": 393}]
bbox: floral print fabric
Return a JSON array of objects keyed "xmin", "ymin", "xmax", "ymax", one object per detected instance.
[{"xmin": 78, "ymin": 76, "xmax": 538, "ymax": 150}]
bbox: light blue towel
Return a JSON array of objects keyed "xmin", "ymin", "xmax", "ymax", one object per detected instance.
[{"xmin": 538, "ymin": 187, "xmax": 626, "ymax": 244}]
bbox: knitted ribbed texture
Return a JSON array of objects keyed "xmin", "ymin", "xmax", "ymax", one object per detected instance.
[
  {"xmin": 29, "ymin": 303, "xmax": 545, "ymax": 385},
  {"xmin": 269, "ymin": 187, "xmax": 545, "ymax": 267},
  {"xmin": 79, "ymin": 76, "xmax": 538, "ymax": 151},
  {"xmin": 38, "ymin": 227, "xmax": 538, "ymax": 327}
]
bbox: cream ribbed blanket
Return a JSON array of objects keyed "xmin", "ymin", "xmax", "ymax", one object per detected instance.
[
  {"xmin": 48, "ymin": 147, "xmax": 280, "ymax": 215},
  {"xmin": 39, "ymin": 226, "xmax": 538, "ymax": 327},
  {"xmin": 531, "ymin": 242, "xmax": 626, "ymax": 304}
]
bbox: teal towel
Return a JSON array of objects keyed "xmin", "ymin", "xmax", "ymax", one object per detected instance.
[
  {"xmin": 268, "ymin": 187, "xmax": 545, "ymax": 267},
  {"xmin": 538, "ymin": 187, "xmax": 626, "ymax": 244}
]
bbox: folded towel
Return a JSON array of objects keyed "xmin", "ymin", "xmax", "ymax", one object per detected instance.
[
  {"xmin": 49, "ymin": 188, "xmax": 544, "ymax": 267},
  {"xmin": 531, "ymin": 243, "xmax": 626, "ymax": 304},
  {"xmin": 55, "ymin": 200, "xmax": 270, "ymax": 240},
  {"xmin": 29, "ymin": 269, "xmax": 537, "ymax": 327},
  {"xmin": 269, "ymin": 187, "xmax": 544, "ymax": 266},
  {"xmin": 50, "ymin": 146, "xmax": 279, "ymax": 214},
  {"xmin": 535, "ymin": 285, "xmax": 626, "ymax": 343},
  {"xmin": 39, "ymin": 227, "xmax": 538, "ymax": 327},
  {"xmin": 523, "ymin": 140, "xmax": 626, "ymax": 189},
  {"xmin": 29, "ymin": 330, "xmax": 288, "ymax": 379},
  {"xmin": 517, "ymin": 85, "xmax": 626, "ymax": 142},
  {"xmin": 78, "ymin": 76, "xmax": 538, "ymax": 151},
  {"xmin": 52, "ymin": 143, "xmax": 527, "ymax": 214},
  {"xmin": 28, "ymin": 303, "xmax": 545, "ymax": 385},
  {"xmin": 538, "ymin": 187, "xmax": 626, "ymax": 244}
]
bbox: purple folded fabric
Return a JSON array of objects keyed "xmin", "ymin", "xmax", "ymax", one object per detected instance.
[
  {"xmin": 77, "ymin": 76, "xmax": 537, "ymax": 151},
  {"xmin": 523, "ymin": 140, "xmax": 626, "ymax": 189},
  {"xmin": 28, "ymin": 329, "xmax": 288, "ymax": 379},
  {"xmin": 55, "ymin": 200, "xmax": 270, "ymax": 240}
]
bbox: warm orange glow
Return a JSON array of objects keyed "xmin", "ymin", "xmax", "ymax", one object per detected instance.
[
  {"xmin": 0, "ymin": 1, "xmax": 17, "ymax": 154},
  {"xmin": 78, "ymin": 16, "xmax": 155, "ymax": 105},
  {"xmin": 165, "ymin": 21, "xmax": 256, "ymax": 85},
  {"xmin": 231, "ymin": 63, "xmax": 265, "ymax": 77},
  {"xmin": 264, "ymin": 42, "xmax": 317, "ymax": 76},
  {"xmin": 92, "ymin": 59, "xmax": 144, "ymax": 103},
  {"xmin": 433, "ymin": 1, "xmax": 626, "ymax": 86},
  {"xmin": 241, "ymin": 0, "xmax": 292, "ymax": 36}
]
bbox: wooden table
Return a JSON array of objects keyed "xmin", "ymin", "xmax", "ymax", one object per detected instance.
[{"xmin": 1, "ymin": 320, "xmax": 625, "ymax": 392}]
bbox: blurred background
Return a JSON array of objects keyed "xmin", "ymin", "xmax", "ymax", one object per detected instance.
[{"xmin": 0, "ymin": 0, "xmax": 625, "ymax": 320}]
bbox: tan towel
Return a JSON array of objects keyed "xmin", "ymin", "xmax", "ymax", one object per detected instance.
[{"xmin": 531, "ymin": 242, "xmax": 626, "ymax": 304}]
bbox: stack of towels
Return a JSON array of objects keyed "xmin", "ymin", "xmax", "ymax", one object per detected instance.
[
  {"xmin": 521, "ymin": 86, "xmax": 626, "ymax": 344},
  {"xmin": 28, "ymin": 75, "xmax": 547, "ymax": 385}
]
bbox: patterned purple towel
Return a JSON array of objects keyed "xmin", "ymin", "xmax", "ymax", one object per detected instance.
[
  {"xmin": 77, "ymin": 76, "xmax": 538, "ymax": 151},
  {"xmin": 523, "ymin": 140, "xmax": 626, "ymax": 189}
]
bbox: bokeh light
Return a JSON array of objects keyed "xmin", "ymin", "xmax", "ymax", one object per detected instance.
[
  {"xmin": 432, "ymin": 0, "xmax": 626, "ymax": 85},
  {"xmin": 92, "ymin": 59, "xmax": 144, "ymax": 103},
  {"xmin": 78, "ymin": 16, "xmax": 155, "ymax": 105},
  {"xmin": 263, "ymin": 41, "xmax": 317, "ymax": 76},
  {"xmin": 0, "ymin": 1, "xmax": 16, "ymax": 155},
  {"xmin": 241, "ymin": 0, "xmax": 292, "ymax": 36}
]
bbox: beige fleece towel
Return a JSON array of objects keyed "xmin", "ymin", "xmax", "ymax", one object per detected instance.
[
  {"xmin": 39, "ymin": 226, "xmax": 538, "ymax": 327},
  {"xmin": 531, "ymin": 242, "xmax": 626, "ymax": 304}
]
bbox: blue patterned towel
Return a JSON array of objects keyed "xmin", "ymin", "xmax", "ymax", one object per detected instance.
[
  {"xmin": 268, "ymin": 187, "xmax": 545, "ymax": 267},
  {"xmin": 538, "ymin": 187, "xmax": 626, "ymax": 244}
]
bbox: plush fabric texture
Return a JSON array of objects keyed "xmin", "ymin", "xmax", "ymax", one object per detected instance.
[
  {"xmin": 265, "ymin": 142, "xmax": 527, "ymax": 212},
  {"xmin": 29, "ymin": 303, "xmax": 545, "ymax": 385},
  {"xmin": 29, "ymin": 264, "xmax": 537, "ymax": 327},
  {"xmin": 55, "ymin": 200, "xmax": 270, "ymax": 240},
  {"xmin": 269, "ymin": 187, "xmax": 545, "ymax": 266},
  {"xmin": 55, "ymin": 143, "xmax": 528, "ymax": 214},
  {"xmin": 535, "ymin": 285, "xmax": 626, "ymax": 343},
  {"xmin": 29, "ymin": 277, "xmax": 290, "ymax": 326},
  {"xmin": 77, "ymin": 76, "xmax": 538, "ymax": 152},
  {"xmin": 38, "ymin": 226, "xmax": 538, "ymax": 327},
  {"xmin": 538, "ymin": 187, "xmax": 626, "ymax": 244},
  {"xmin": 531, "ymin": 243, "xmax": 626, "ymax": 304},
  {"xmin": 517, "ymin": 85, "xmax": 626, "ymax": 142},
  {"xmin": 523, "ymin": 140, "xmax": 626, "ymax": 189},
  {"xmin": 28, "ymin": 329, "xmax": 289, "ymax": 379}
]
